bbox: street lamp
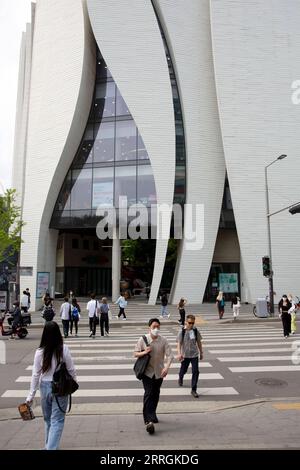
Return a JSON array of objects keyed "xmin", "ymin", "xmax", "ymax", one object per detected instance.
[{"xmin": 264, "ymin": 154, "xmax": 287, "ymax": 315}]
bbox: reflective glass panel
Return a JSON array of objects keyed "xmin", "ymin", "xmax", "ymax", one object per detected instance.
[
  {"xmin": 92, "ymin": 167, "xmax": 114, "ymax": 208},
  {"xmin": 116, "ymin": 86, "xmax": 131, "ymax": 116},
  {"xmin": 115, "ymin": 165, "xmax": 136, "ymax": 207},
  {"xmin": 94, "ymin": 121, "xmax": 114, "ymax": 163},
  {"xmin": 55, "ymin": 171, "xmax": 71, "ymax": 211},
  {"xmin": 72, "ymin": 124, "xmax": 94, "ymax": 167},
  {"xmin": 137, "ymin": 131, "xmax": 149, "ymax": 160},
  {"xmin": 94, "ymin": 82, "xmax": 115, "ymax": 119},
  {"xmin": 71, "ymin": 169, "xmax": 92, "ymax": 210},
  {"xmin": 115, "ymin": 120, "xmax": 137, "ymax": 161},
  {"xmin": 137, "ymin": 165, "xmax": 156, "ymax": 206}
]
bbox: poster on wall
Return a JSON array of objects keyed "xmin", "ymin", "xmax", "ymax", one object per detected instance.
[
  {"xmin": 0, "ymin": 291, "xmax": 7, "ymax": 310},
  {"xmin": 36, "ymin": 272, "xmax": 50, "ymax": 298},
  {"xmin": 219, "ymin": 273, "xmax": 238, "ymax": 293}
]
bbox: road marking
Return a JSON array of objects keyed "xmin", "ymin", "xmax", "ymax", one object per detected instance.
[
  {"xmin": 26, "ymin": 362, "xmax": 213, "ymax": 370},
  {"xmin": 229, "ymin": 365, "xmax": 300, "ymax": 373},
  {"xmin": 273, "ymin": 403, "xmax": 300, "ymax": 410},
  {"xmin": 209, "ymin": 348, "xmax": 293, "ymax": 353},
  {"xmin": 1, "ymin": 387, "xmax": 238, "ymax": 398},
  {"xmin": 218, "ymin": 356, "xmax": 293, "ymax": 362},
  {"xmin": 16, "ymin": 372, "xmax": 223, "ymax": 383}
]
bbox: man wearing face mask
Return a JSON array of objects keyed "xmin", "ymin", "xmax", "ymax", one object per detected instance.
[{"xmin": 134, "ymin": 318, "xmax": 174, "ymax": 434}]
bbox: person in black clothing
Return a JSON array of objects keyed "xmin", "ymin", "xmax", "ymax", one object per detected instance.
[
  {"xmin": 278, "ymin": 295, "xmax": 292, "ymax": 337},
  {"xmin": 11, "ymin": 301, "xmax": 23, "ymax": 338}
]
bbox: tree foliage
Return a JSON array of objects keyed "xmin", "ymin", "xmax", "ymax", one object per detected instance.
[{"xmin": 0, "ymin": 189, "xmax": 24, "ymax": 263}]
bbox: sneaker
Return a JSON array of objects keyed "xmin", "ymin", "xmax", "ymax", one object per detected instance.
[
  {"xmin": 115, "ymin": 316, "xmax": 119, "ymax": 319},
  {"xmin": 89, "ymin": 332, "xmax": 93, "ymax": 337},
  {"xmin": 146, "ymin": 422, "xmax": 155, "ymax": 434},
  {"xmin": 123, "ymin": 318, "xmax": 127, "ymax": 320},
  {"xmin": 105, "ymin": 331, "xmax": 109, "ymax": 336},
  {"xmin": 178, "ymin": 379, "xmax": 183, "ymax": 387},
  {"xmin": 167, "ymin": 314, "xmax": 170, "ymax": 319},
  {"xmin": 191, "ymin": 390, "xmax": 199, "ymax": 398}
]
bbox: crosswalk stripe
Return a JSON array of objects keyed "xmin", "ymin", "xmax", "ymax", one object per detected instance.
[
  {"xmin": 26, "ymin": 362, "xmax": 213, "ymax": 370},
  {"xmin": 209, "ymin": 347, "xmax": 293, "ymax": 353},
  {"xmin": 217, "ymin": 356, "xmax": 293, "ymax": 362},
  {"xmin": 1, "ymin": 387, "xmax": 239, "ymax": 398},
  {"xmin": 228, "ymin": 365, "xmax": 300, "ymax": 372},
  {"xmin": 16, "ymin": 372, "xmax": 223, "ymax": 383}
]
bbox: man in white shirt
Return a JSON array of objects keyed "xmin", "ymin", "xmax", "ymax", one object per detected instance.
[
  {"xmin": 21, "ymin": 291, "xmax": 29, "ymax": 313},
  {"xmin": 60, "ymin": 297, "xmax": 71, "ymax": 338},
  {"xmin": 86, "ymin": 293, "xmax": 99, "ymax": 338}
]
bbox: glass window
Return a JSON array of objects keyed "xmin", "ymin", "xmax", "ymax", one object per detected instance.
[
  {"xmin": 94, "ymin": 82, "xmax": 115, "ymax": 119},
  {"xmin": 93, "ymin": 121, "xmax": 114, "ymax": 162},
  {"xmin": 71, "ymin": 168, "xmax": 92, "ymax": 210},
  {"xmin": 137, "ymin": 165, "xmax": 156, "ymax": 206},
  {"xmin": 137, "ymin": 131, "xmax": 149, "ymax": 160},
  {"xmin": 96, "ymin": 55, "xmax": 112, "ymax": 79},
  {"xmin": 115, "ymin": 165, "xmax": 136, "ymax": 207},
  {"xmin": 174, "ymin": 166, "xmax": 185, "ymax": 204},
  {"xmin": 72, "ymin": 124, "xmax": 94, "ymax": 167},
  {"xmin": 115, "ymin": 120, "xmax": 137, "ymax": 161},
  {"xmin": 92, "ymin": 167, "xmax": 114, "ymax": 208},
  {"xmin": 116, "ymin": 86, "xmax": 131, "ymax": 116},
  {"xmin": 55, "ymin": 171, "xmax": 71, "ymax": 211}
]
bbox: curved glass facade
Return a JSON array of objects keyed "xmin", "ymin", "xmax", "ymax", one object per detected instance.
[{"xmin": 51, "ymin": 47, "xmax": 156, "ymax": 229}]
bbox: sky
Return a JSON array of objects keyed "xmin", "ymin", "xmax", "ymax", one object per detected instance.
[{"xmin": 0, "ymin": 0, "xmax": 33, "ymax": 193}]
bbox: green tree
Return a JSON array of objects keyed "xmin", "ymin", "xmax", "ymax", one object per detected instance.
[{"xmin": 0, "ymin": 189, "xmax": 24, "ymax": 263}]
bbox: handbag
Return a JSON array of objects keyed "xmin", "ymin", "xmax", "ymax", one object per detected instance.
[
  {"xmin": 133, "ymin": 335, "xmax": 150, "ymax": 380},
  {"xmin": 52, "ymin": 362, "xmax": 79, "ymax": 413},
  {"xmin": 18, "ymin": 402, "xmax": 35, "ymax": 420}
]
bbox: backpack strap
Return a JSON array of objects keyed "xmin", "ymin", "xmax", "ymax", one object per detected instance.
[{"xmin": 142, "ymin": 335, "xmax": 149, "ymax": 349}]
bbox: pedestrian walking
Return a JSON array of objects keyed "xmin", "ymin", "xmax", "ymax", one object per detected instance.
[
  {"xmin": 216, "ymin": 291, "xmax": 225, "ymax": 319},
  {"xmin": 115, "ymin": 292, "xmax": 127, "ymax": 320},
  {"xmin": 288, "ymin": 294, "xmax": 297, "ymax": 334},
  {"xmin": 99, "ymin": 297, "xmax": 110, "ymax": 336},
  {"xmin": 134, "ymin": 318, "xmax": 173, "ymax": 434},
  {"xmin": 26, "ymin": 321, "xmax": 77, "ymax": 450},
  {"xmin": 70, "ymin": 298, "xmax": 81, "ymax": 337},
  {"xmin": 231, "ymin": 293, "xmax": 241, "ymax": 320},
  {"xmin": 60, "ymin": 297, "xmax": 71, "ymax": 338},
  {"xmin": 160, "ymin": 292, "xmax": 169, "ymax": 318},
  {"xmin": 177, "ymin": 314, "xmax": 203, "ymax": 398},
  {"xmin": 177, "ymin": 298, "xmax": 187, "ymax": 325},
  {"xmin": 25, "ymin": 288, "xmax": 31, "ymax": 310},
  {"xmin": 21, "ymin": 290, "xmax": 29, "ymax": 313},
  {"xmin": 86, "ymin": 293, "xmax": 99, "ymax": 338},
  {"xmin": 278, "ymin": 294, "xmax": 292, "ymax": 337}
]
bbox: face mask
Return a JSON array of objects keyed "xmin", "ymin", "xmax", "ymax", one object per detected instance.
[{"xmin": 151, "ymin": 328, "xmax": 160, "ymax": 337}]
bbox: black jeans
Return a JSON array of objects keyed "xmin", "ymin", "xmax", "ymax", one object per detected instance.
[
  {"xmin": 70, "ymin": 318, "xmax": 79, "ymax": 335},
  {"xmin": 89, "ymin": 317, "xmax": 97, "ymax": 335},
  {"xmin": 281, "ymin": 312, "xmax": 291, "ymax": 336},
  {"xmin": 62, "ymin": 320, "xmax": 69, "ymax": 338},
  {"xmin": 179, "ymin": 308, "xmax": 185, "ymax": 325},
  {"xmin": 179, "ymin": 356, "xmax": 199, "ymax": 391},
  {"xmin": 118, "ymin": 307, "xmax": 126, "ymax": 318},
  {"xmin": 142, "ymin": 375, "xmax": 163, "ymax": 424},
  {"xmin": 100, "ymin": 314, "xmax": 109, "ymax": 336}
]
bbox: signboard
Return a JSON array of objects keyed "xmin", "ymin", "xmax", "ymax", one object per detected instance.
[
  {"xmin": 20, "ymin": 267, "xmax": 33, "ymax": 276},
  {"xmin": 219, "ymin": 273, "xmax": 238, "ymax": 293},
  {"xmin": 36, "ymin": 272, "xmax": 50, "ymax": 298},
  {"xmin": 0, "ymin": 291, "xmax": 7, "ymax": 310}
]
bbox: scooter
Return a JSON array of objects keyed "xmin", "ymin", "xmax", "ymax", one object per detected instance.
[
  {"xmin": 0, "ymin": 311, "xmax": 28, "ymax": 339},
  {"xmin": 7, "ymin": 310, "xmax": 31, "ymax": 327}
]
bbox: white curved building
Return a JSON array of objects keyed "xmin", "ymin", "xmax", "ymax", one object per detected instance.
[{"xmin": 13, "ymin": 0, "xmax": 300, "ymax": 310}]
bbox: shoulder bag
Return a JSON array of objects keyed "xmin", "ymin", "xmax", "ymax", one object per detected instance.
[{"xmin": 133, "ymin": 335, "xmax": 150, "ymax": 380}]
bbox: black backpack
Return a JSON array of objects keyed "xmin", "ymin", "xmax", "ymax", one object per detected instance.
[
  {"xmin": 42, "ymin": 306, "xmax": 55, "ymax": 322},
  {"xmin": 51, "ymin": 362, "xmax": 79, "ymax": 413},
  {"xmin": 182, "ymin": 327, "xmax": 199, "ymax": 341}
]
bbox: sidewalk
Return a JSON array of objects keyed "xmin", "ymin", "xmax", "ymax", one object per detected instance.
[{"xmin": 1, "ymin": 398, "xmax": 299, "ymax": 449}]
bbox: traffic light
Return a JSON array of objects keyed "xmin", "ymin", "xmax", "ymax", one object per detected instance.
[{"xmin": 262, "ymin": 256, "xmax": 271, "ymax": 277}]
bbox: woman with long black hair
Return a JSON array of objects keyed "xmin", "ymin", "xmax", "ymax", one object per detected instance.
[{"xmin": 26, "ymin": 321, "xmax": 76, "ymax": 450}]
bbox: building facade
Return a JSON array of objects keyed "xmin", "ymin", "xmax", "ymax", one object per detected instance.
[{"xmin": 13, "ymin": 0, "xmax": 300, "ymax": 310}]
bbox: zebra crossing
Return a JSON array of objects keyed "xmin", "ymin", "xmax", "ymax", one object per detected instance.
[{"xmin": 1, "ymin": 322, "xmax": 299, "ymax": 404}]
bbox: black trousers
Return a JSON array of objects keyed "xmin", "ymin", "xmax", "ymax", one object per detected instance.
[
  {"xmin": 62, "ymin": 319, "xmax": 69, "ymax": 338},
  {"xmin": 70, "ymin": 318, "xmax": 79, "ymax": 334},
  {"xmin": 179, "ymin": 308, "xmax": 185, "ymax": 325},
  {"xmin": 142, "ymin": 375, "xmax": 163, "ymax": 424},
  {"xmin": 179, "ymin": 356, "xmax": 199, "ymax": 391},
  {"xmin": 281, "ymin": 312, "xmax": 291, "ymax": 336},
  {"xmin": 118, "ymin": 307, "xmax": 126, "ymax": 318},
  {"xmin": 89, "ymin": 317, "xmax": 97, "ymax": 335},
  {"xmin": 100, "ymin": 314, "xmax": 109, "ymax": 336}
]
